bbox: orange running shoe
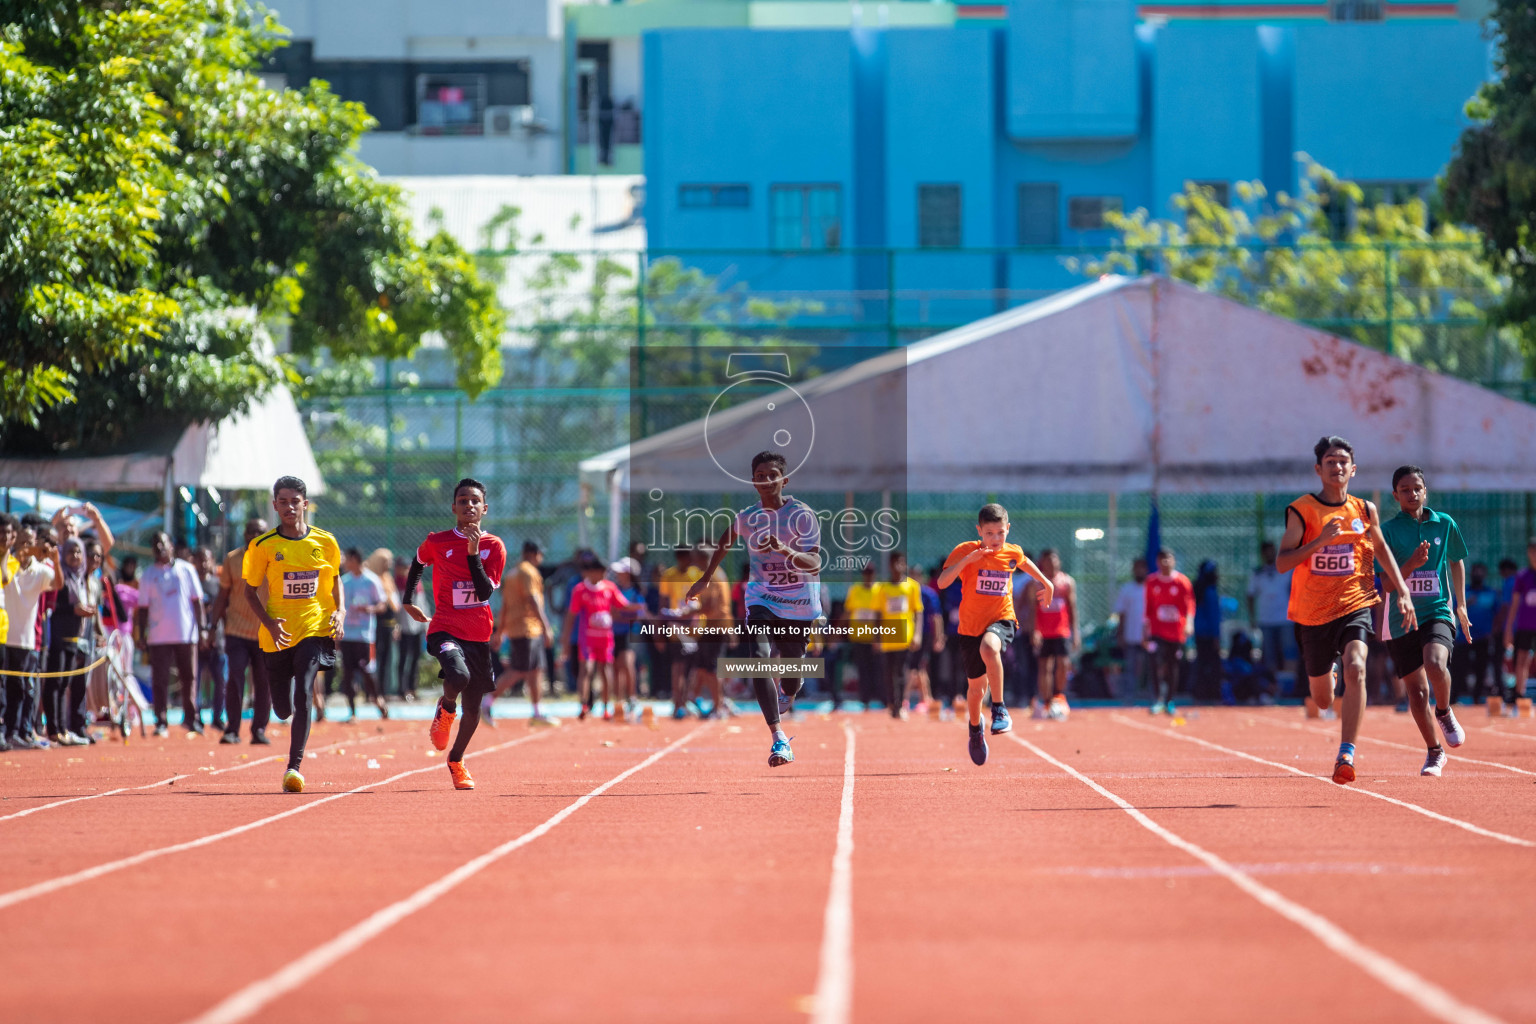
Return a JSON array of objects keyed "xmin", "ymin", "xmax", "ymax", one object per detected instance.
[
  {"xmin": 429, "ymin": 701, "xmax": 456, "ymax": 751},
  {"xmin": 448, "ymin": 760, "xmax": 474, "ymax": 790},
  {"xmin": 1331, "ymin": 755, "xmax": 1356, "ymax": 786}
]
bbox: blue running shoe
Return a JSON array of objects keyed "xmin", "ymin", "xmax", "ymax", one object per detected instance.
[
  {"xmin": 768, "ymin": 736, "xmax": 794, "ymax": 767},
  {"xmin": 989, "ymin": 703, "xmax": 1012, "ymax": 735},
  {"xmin": 968, "ymin": 723, "xmax": 988, "ymax": 765},
  {"xmin": 777, "ymin": 686, "xmax": 794, "ymax": 718}
]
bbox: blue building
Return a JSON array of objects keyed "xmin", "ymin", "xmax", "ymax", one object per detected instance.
[{"xmin": 642, "ymin": 0, "xmax": 1491, "ymax": 326}]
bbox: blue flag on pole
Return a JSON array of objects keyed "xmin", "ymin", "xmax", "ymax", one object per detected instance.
[{"xmin": 1145, "ymin": 498, "xmax": 1161, "ymax": 567}]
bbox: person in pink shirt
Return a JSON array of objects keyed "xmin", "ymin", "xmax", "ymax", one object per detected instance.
[
  {"xmin": 560, "ymin": 556, "xmax": 636, "ymax": 721},
  {"xmin": 1143, "ymin": 547, "xmax": 1194, "ymax": 715}
]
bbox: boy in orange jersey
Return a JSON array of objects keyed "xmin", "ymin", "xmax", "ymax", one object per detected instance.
[
  {"xmin": 1277, "ymin": 436, "xmax": 1416, "ymax": 785},
  {"xmin": 936, "ymin": 504, "xmax": 1054, "ymax": 765}
]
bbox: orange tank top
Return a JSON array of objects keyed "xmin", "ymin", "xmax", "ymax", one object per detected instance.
[{"xmin": 1285, "ymin": 493, "xmax": 1380, "ymax": 627}]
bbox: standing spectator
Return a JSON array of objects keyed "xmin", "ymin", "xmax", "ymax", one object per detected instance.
[
  {"xmin": 46, "ymin": 538, "xmax": 98, "ymax": 744},
  {"xmin": 0, "ymin": 514, "xmax": 13, "ymax": 744},
  {"xmin": 1452, "ymin": 562, "xmax": 1499, "ymax": 704},
  {"xmin": 496, "ymin": 540, "xmax": 550, "ymax": 719},
  {"xmin": 1192, "ymin": 559, "xmax": 1223, "ymax": 703},
  {"xmin": 1501, "ymin": 539, "xmax": 1536, "ymax": 714},
  {"xmin": 935, "ymin": 562, "xmax": 965, "ymax": 715},
  {"xmin": 1245, "ymin": 542, "xmax": 1293, "ymax": 676},
  {"xmin": 842, "ymin": 562, "xmax": 883, "ymax": 706},
  {"xmin": 114, "ymin": 556, "xmax": 141, "ymax": 635},
  {"xmin": 136, "ymin": 532, "xmax": 204, "ymax": 736},
  {"xmin": 50, "ymin": 502, "xmax": 115, "ymax": 558},
  {"xmin": 394, "ymin": 557, "xmax": 426, "ymax": 701},
  {"xmin": 194, "ymin": 548, "xmax": 228, "ymax": 732},
  {"xmin": 1113, "ymin": 557, "xmax": 1149, "ymax": 700},
  {"xmin": 1144, "ymin": 547, "xmax": 1194, "ymax": 715},
  {"xmin": 365, "ymin": 549, "xmax": 400, "ymax": 696},
  {"xmin": 211, "ymin": 518, "xmax": 271, "ymax": 744},
  {"xmin": 611, "ymin": 557, "xmax": 645, "ymax": 719},
  {"xmin": 1030, "ymin": 548, "xmax": 1077, "ymax": 719},
  {"xmin": 4, "ymin": 519, "xmax": 62, "ymax": 748},
  {"xmin": 339, "ymin": 548, "xmax": 390, "ymax": 720}
]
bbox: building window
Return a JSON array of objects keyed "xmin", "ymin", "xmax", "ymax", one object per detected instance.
[
  {"xmin": 917, "ymin": 184, "xmax": 962, "ymax": 248},
  {"xmin": 680, "ymin": 184, "xmax": 750, "ymax": 209},
  {"xmin": 1323, "ymin": 180, "xmax": 1432, "ymax": 237},
  {"xmin": 1190, "ymin": 180, "xmax": 1230, "ymax": 207},
  {"xmin": 770, "ymin": 185, "xmax": 842, "ymax": 250},
  {"xmin": 1068, "ymin": 196, "xmax": 1123, "ymax": 231},
  {"xmin": 1330, "ymin": 0, "xmax": 1383, "ymax": 20},
  {"xmin": 1017, "ymin": 183, "xmax": 1060, "ymax": 245},
  {"xmin": 415, "ymin": 73, "xmax": 487, "ymax": 134}
]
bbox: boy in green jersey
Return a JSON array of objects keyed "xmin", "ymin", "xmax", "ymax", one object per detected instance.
[{"xmin": 1379, "ymin": 466, "xmax": 1470, "ymax": 776}]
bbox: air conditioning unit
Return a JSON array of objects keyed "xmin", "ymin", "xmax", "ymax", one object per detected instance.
[{"xmin": 484, "ymin": 105, "xmax": 532, "ymax": 136}]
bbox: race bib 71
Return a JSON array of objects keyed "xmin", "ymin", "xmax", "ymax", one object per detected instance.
[
  {"xmin": 451, "ymin": 580, "xmax": 487, "ymax": 609},
  {"xmin": 1310, "ymin": 544, "xmax": 1355, "ymax": 577},
  {"xmin": 282, "ymin": 570, "xmax": 319, "ymax": 600}
]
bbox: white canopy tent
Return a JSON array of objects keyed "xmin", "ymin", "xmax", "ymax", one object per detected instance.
[
  {"xmin": 0, "ymin": 385, "xmax": 325, "ymax": 506},
  {"xmin": 581, "ymin": 274, "xmax": 1536, "ymax": 558}
]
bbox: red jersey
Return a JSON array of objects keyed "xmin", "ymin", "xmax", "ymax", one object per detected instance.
[
  {"xmin": 569, "ymin": 579, "xmax": 630, "ymax": 638},
  {"xmin": 1034, "ymin": 572, "xmax": 1074, "ymax": 639},
  {"xmin": 415, "ymin": 528, "xmax": 507, "ymax": 642},
  {"xmin": 1144, "ymin": 571, "xmax": 1194, "ymax": 643}
]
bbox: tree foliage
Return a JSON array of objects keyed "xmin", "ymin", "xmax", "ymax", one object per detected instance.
[
  {"xmin": 1443, "ymin": 0, "xmax": 1536, "ymax": 358},
  {"xmin": 1076, "ymin": 159, "xmax": 1509, "ymax": 378},
  {"xmin": 0, "ymin": 0, "xmax": 503, "ymax": 454}
]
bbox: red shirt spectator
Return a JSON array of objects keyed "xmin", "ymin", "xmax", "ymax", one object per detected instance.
[{"xmin": 1144, "ymin": 570, "xmax": 1194, "ymax": 644}]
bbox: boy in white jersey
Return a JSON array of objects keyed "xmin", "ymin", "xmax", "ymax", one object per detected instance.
[{"xmin": 690, "ymin": 450, "xmax": 822, "ymax": 767}]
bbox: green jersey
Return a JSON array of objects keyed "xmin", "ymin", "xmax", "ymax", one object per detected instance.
[{"xmin": 1378, "ymin": 507, "xmax": 1467, "ymax": 635}]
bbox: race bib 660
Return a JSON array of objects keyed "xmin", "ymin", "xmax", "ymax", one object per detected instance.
[
  {"xmin": 282, "ymin": 570, "xmax": 319, "ymax": 600},
  {"xmin": 1310, "ymin": 545, "xmax": 1355, "ymax": 577}
]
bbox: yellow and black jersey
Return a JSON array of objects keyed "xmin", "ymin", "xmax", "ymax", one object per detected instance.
[{"xmin": 242, "ymin": 526, "xmax": 342, "ymax": 652}]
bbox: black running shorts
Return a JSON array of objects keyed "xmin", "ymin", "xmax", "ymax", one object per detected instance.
[
  {"xmin": 956, "ymin": 620, "xmax": 1017, "ymax": 681},
  {"xmin": 1294, "ymin": 607, "xmax": 1376, "ymax": 679},
  {"xmin": 427, "ymin": 631, "xmax": 495, "ymax": 698},
  {"xmin": 1387, "ymin": 619, "xmax": 1455, "ymax": 680}
]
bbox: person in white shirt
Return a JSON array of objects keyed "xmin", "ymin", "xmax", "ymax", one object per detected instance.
[
  {"xmin": 135, "ymin": 532, "xmax": 205, "ymax": 737},
  {"xmin": 1113, "ymin": 558, "xmax": 1149, "ymax": 700},
  {"xmin": 3, "ymin": 518, "xmax": 63, "ymax": 748},
  {"xmin": 1246, "ymin": 542, "xmax": 1294, "ymax": 674}
]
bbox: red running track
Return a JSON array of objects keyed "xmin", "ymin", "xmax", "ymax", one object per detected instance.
[{"xmin": 0, "ymin": 707, "xmax": 1533, "ymax": 1024}]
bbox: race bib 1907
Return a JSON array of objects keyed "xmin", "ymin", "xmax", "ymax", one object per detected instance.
[
  {"xmin": 1310, "ymin": 544, "xmax": 1356, "ymax": 577},
  {"xmin": 1408, "ymin": 570, "xmax": 1441, "ymax": 597},
  {"xmin": 974, "ymin": 570, "xmax": 1009, "ymax": 596},
  {"xmin": 451, "ymin": 580, "xmax": 487, "ymax": 609},
  {"xmin": 282, "ymin": 570, "xmax": 319, "ymax": 600}
]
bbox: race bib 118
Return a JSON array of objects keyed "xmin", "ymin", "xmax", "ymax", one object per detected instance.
[{"xmin": 1408, "ymin": 570, "xmax": 1441, "ymax": 597}]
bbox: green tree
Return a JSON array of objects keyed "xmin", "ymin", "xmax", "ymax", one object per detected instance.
[
  {"xmin": 1443, "ymin": 0, "xmax": 1536, "ymax": 361},
  {"xmin": 0, "ymin": 0, "xmax": 503, "ymax": 453},
  {"xmin": 1076, "ymin": 159, "xmax": 1510, "ymax": 379}
]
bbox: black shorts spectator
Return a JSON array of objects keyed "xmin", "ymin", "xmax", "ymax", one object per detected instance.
[
  {"xmin": 507, "ymin": 637, "xmax": 544, "ymax": 672},
  {"xmin": 1038, "ymin": 636, "xmax": 1070, "ymax": 659}
]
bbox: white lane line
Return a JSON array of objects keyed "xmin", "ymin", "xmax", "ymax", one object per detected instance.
[
  {"xmin": 0, "ymin": 733, "xmax": 393, "ymax": 826},
  {"xmin": 207, "ymin": 732, "xmax": 391, "ymax": 777},
  {"xmin": 1256, "ymin": 715, "xmax": 1536, "ymax": 778},
  {"xmin": 1482, "ymin": 726, "xmax": 1536, "ymax": 743},
  {"xmin": 181, "ymin": 723, "xmax": 712, "ymax": 1024},
  {"xmin": 0, "ymin": 731, "xmax": 551, "ymax": 912},
  {"xmin": 811, "ymin": 722, "xmax": 857, "ymax": 1024},
  {"xmin": 1006, "ymin": 733, "xmax": 1508, "ymax": 1024},
  {"xmin": 0, "ymin": 774, "xmax": 186, "ymax": 823},
  {"xmin": 1111, "ymin": 715, "xmax": 1534, "ymax": 849}
]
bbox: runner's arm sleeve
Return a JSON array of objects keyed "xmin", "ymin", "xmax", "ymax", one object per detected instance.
[
  {"xmin": 466, "ymin": 552, "xmax": 494, "ymax": 602},
  {"xmin": 404, "ymin": 557, "xmax": 426, "ymax": 604}
]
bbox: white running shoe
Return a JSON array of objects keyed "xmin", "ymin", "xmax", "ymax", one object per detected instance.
[
  {"xmin": 1437, "ymin": 709, "xmax": 1465, "ymax": 748},
  {"xmin": 1031, "ymin": 701, "xmax": 1048, "ymax": 720},
  {"xmin": 1420, "ymin": 747, "xmax": 1448, "ymax": 777},
  {"xmin": 1048, "ymin": 695, "xmax": 1070, "ymax": 721}
]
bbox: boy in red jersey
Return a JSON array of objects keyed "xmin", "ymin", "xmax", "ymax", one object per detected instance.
[
  {"xmin": 402, "ymin": 478, "xmax": 507, "ymax": 790},
  {"xmin": 1031, "ymin": 548, "xmax": 1077, "ymax": 721},
  {"xmin": 936, "ymin": 503, "xmax": 1054, "ymax": 766},
  {"xmin": 1143, "ymin": 547, "xmax": 1194, "ymax": 715},
  {"xmin": 560, "ymin": 555, "xmax": 636, "ymax": 720}
]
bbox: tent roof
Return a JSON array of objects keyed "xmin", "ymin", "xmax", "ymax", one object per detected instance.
[
  {"xmin": 0, "ymin": 386, "xmax": 325, "ymax": 495},
  {"xmin": 582, "ymin": 275, "xmax": 1536, "ymax": 494}
]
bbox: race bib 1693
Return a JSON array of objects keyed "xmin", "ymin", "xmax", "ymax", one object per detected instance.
[{"xmin": 282, "ymin": 570, "xmax": 319, "ymax": 600}]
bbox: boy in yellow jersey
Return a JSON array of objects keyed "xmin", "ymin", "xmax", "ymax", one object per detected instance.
[
  {"xmin": 242, "ymin": 476, "xmax": 343, "ymax": 793},
  {"xmin": 937, "ymin": 504, "xmax": 1054, "ymax": 765},
  {"xmin": 877, "ymin": 552, "xmax": 923, "ymax": 719},
  {"xmin": 1277, "ymin": 437, "xmax": 1416, "ymax": 785},
  {"xmin": 843, "ymin": 562, "xmax": 884, "ymax": 706}
]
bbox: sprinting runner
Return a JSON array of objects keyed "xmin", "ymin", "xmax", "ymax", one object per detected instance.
[
  {"xmin": 936, "ymin": 503, "xmax": 1053, "ymax": 766},
  {"xmin": 1379, "ymin": 465, "xmax": 1469, "ymax": 776},
  {"xmin": 401, "ymin": 477, "xmax": 507, "ymax": 790},
  {"xmin": 690, "ymin": 450, "xmax": 822, "ymax": 767},
  {"xmin": 1144, "ymin": 548, "xmax": 1193, "ymax": 716},
  {"xmin": 241, "ymin": 476, "xmax": 343, "ymax": 793},
  {"xmin": 1031, "ymin": 548, "xmax": 1077, "ymax": 721},
  {"xmin": 560, "ymin": 556, "xmax": 635, "ymax": 721},
  {"xmin": 877, "ymin": 552, "xmax": 923, "ymax": 719},
  {"xmin": 1277, "ymin": 436, "xmax": 1416, "ymax": 785},
  {"xmin": 1502, "ymin": 539, "xmax": 1536, "ymax": 716}
]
